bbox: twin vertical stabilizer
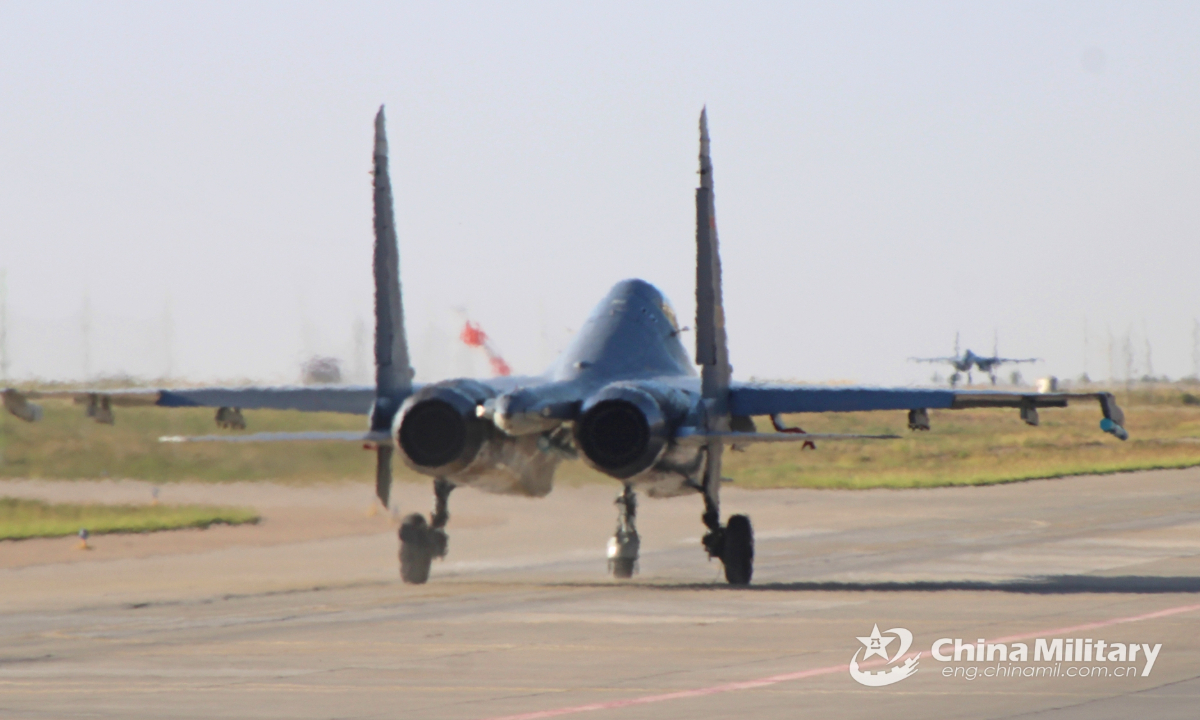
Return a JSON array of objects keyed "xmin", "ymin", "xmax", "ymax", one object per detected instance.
[
  {"xmin": 373, "ymin": 107, "xmax": 413, "ymax": 398},
  {"xmin": 371, "ymin": 106, "xmax": 413, "ymax": 506},
  {"xmin": 694, "ymin": 108, "xmax": 733, "ymax": 539},
  {"xmin": 694, "ymin": 108, "xmax": 731, "ymax": 409}
]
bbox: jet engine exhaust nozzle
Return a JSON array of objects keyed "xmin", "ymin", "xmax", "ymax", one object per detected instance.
[
  {"xmin": 396, "ymin": 382, "xmax": 494, "ymax": 474},
  {"xmin": 575, "ymin": 385, "xmax": 669, "ymax": 480}
]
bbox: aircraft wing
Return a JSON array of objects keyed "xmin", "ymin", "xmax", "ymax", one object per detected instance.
[
  {"xmin": 154, "ymin": 386, "xmax": 379, "ymax": 414},
  {"xmin": 675, "ymin": 429, "xmax": 900, "ymax": 444},
  {"xmin": 728, "ymin": 383, "xmax": 1128, "ymax": 439},
  {"xmin": 731, "ymin": 384, "xmax": 956, "ymax": 414},
  {"xmin": 907, "ymin": 357, "xmax": 956, "ymax": 364},
  {"xmin": 4, "ymin": 385, "xmax": 383, "ymax": 420},
  {"xmin": 160, "ymin": 430, "xmax": 393, "ymax": 444}
]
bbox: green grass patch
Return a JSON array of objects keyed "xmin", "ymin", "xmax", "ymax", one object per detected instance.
[{"xmin": 0, "ymin": 497, "xmax": 259, "ymax": 540}]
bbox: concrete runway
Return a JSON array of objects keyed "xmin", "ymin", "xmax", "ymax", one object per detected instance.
[{"xmin": 4, "ymin": 469, "xmax": 1200, "ymax": 719}]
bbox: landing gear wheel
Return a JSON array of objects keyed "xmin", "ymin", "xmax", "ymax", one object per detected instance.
[
  {"xmin": 398, "ymin": 478, "xmax": 455, "ymax": 585},
  {"xmin": 398, "ymin": 513, "xmax": 447, "ymax": 585},
  {"xmin": 607, "ymin": 485, "xmax": 640, "ymax": 580},
  {"xmin": 610, "ymin": 557, "xmax": 636, "ymax": 579},
  {"xmin": 721, "ymin": 514, "xmax": 754, "ymax": 586}
]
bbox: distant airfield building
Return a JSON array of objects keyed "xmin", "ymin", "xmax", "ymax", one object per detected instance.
[{"xmin": 301, "ymin": 356, "xmax": 342, "ymax": 384}]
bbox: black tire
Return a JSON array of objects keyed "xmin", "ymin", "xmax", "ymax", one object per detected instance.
[
  {"xmin": 611, "ymin": 558, "xmax": 636, "ymax": 579},
  {"xmin": 721, "ymin": 514, "xmax": 754, "ymax": 586},
  {"xmin": 399, "ymin": 514, "xmax": 434, "ymax": 585}
]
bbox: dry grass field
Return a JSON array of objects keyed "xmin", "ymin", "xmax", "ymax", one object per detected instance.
[
  {"xmin": 1, "ymin": 386, "xmax": 1198, "ymax": 490},
  {"xmin": 728, "ymin": 394, "xmax": 1200, "ymax": 489}
]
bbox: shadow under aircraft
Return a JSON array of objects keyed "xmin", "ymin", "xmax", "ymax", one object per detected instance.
[{"xmin": 3, "ymin": 109, "xmax": 1129, "ymax": 586}]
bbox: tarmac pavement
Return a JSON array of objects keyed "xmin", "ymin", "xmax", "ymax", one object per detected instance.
[{"xmin": 3, "ymin": 469, "xmax": 1200, "ymax": 719}]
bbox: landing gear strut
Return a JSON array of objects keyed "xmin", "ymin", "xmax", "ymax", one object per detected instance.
[
  {"xmin": 608, "ymin": 484, "xmax": 640, "ymax": 579},
  {"xmin": 399, "ymin": 477, "xmax": 454, "ymax": 585},
  {"xmin": 700, "ymin": 446, "xmax": 754, "ymax": 586}
]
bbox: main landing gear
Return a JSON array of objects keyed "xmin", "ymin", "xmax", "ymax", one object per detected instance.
[
  {"xmin": 702, "ymin": 499, "xmax": 754, "ymax": 585},
  {"xmin": 700, "ymin": 448, "xmax": 754, "ymax": 585},
  {"xmin": 608, "ymin": 476, "xmax": 754, "ymax": 585},
  {"xmin": 608, "ymin": 484, "xmax": 640, "ymax": 579},
  {"xmin": 399, "ymin": 477, "xmax": 454, "ymax": 584}
]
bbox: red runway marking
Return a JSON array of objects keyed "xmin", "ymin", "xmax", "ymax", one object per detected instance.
[
  {"xmin": 480, "ymin": 601, "xmax": 1200, "ymax": 720},
  {"xmin": 986, "ymin": 603, "xmax": 1200, "ymax": 645}
]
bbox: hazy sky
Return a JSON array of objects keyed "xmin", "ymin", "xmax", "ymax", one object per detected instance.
[{"xmin": 2, "ymin": 1, "xmax": 1198, "ymax": 386}]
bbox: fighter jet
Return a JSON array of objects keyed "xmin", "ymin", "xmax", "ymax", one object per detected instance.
[
  {"xmin": 910, "ymin": 333, "xmax": 1040, "ymax": 386},
  {"xmin": 4, "ymin": 108, "xmax": 1128, "ymax": 586}
]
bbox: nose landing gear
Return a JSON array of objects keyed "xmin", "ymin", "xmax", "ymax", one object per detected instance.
[{"xmin": 608, "ymin": 484, "xmax": 640, "ymax": 579}]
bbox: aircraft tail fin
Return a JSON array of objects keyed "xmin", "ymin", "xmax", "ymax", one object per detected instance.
[
  {"xmin": 694, "ymin": 108, "xmax": 733, "ymax": 549},
  {"xmin": 370, "ymin": 106, "xmax": 412, "ymax": 507},
  {"xmin": 694, "ymin": 108, "xmax": 731, "ymax": 406},
  {"xmin": 373, "ymin": 107, "xmax": 413, "ymax": 397}
]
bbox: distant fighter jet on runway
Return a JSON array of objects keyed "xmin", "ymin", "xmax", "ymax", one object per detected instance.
[
  {"xmin": 4, "ymin": 109, "xmax": 1127, "ymax": 586},
  {"xmin": 910, "ymin": 333, "xmax": 1040, "ymax": 386}
]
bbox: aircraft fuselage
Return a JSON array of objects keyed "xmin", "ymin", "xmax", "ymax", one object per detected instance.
[{"xmin": 390, "ymin": 279, "xmax": 708, "ymax": 499}]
